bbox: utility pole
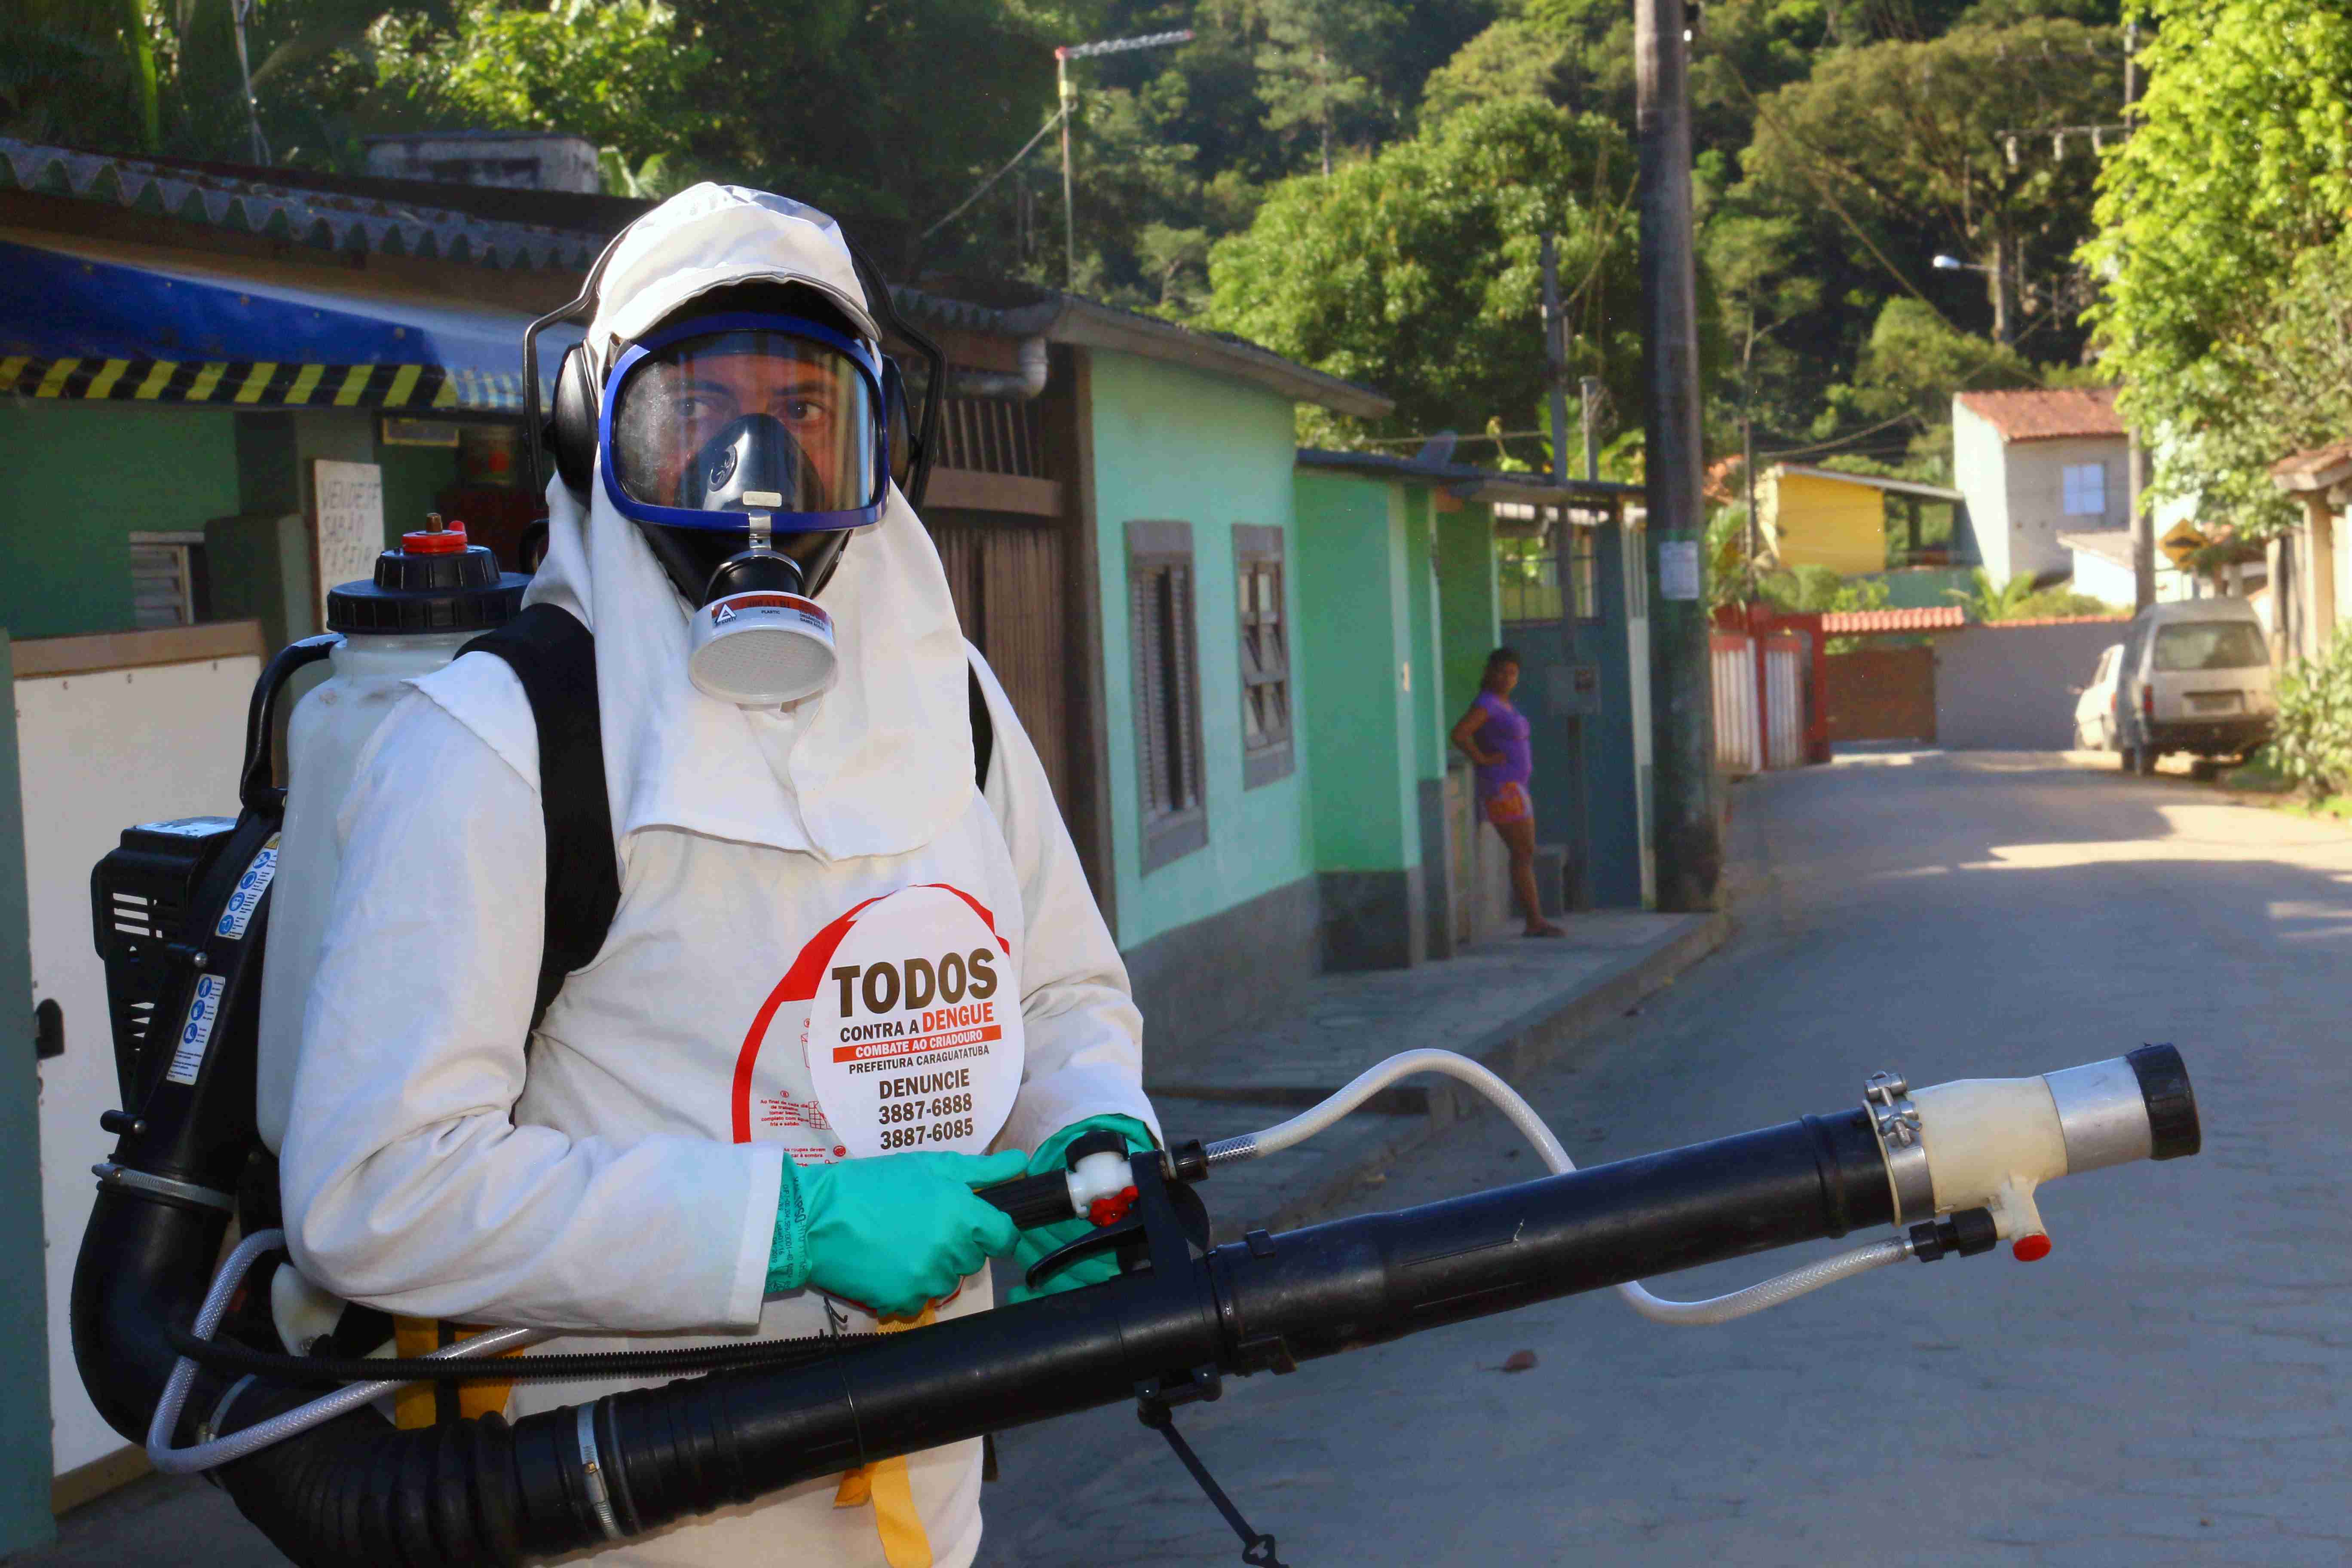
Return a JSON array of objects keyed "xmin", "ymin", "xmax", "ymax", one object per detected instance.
[
  {"xmin": 1743, "ymin": 416, "xmax": 1760, "ymax": 582},
  {"xmin": 1057, "ymin": 49, "xmax": 1077, "ymax": 288},
  {"xmin": 2122, "ymin": 17, "xmax": 2154, "ymax": 612},
  {"xmin": 1541, "ymin": 233, "xmax": 1571, "ymax": 488},
  {"xmin": 230, "ymin": 0, "xmax": 270, "ymax": 165},
  {"xmin": 1054, "ymin": 30, "xmax": 1192, "ymax": 291},
  {"xmin": 1580, "ymin": 375, "xmax": 1602, "ymax": 483},
  {"xmin": 1636, "ymin": 0, "xmax": 1720, "ymax": 911}
]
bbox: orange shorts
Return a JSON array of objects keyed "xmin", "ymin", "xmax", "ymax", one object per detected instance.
[{"xmin": 1482, "ymin": 781, "xmax": 1532, "ymax": 826}]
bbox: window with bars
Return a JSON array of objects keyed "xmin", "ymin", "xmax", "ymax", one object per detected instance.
[
  {"xmin": 129, "ymin": 531, "xmax": 209, "ymax": 628},
  {"xmin": 1568, "ymin": 515, "xmax": 1600, "ymax": 620},
  {"xmin": 1233, "ymin": 524, "xmax": 1293, "ymax": 788},
  {"xmin": 1127, "ymin": 521, "xmax": 1207, "ymax": 870},
  {"xmin": 1496, "ymin": 504, "xmax": 1561, "ymax": 624}
]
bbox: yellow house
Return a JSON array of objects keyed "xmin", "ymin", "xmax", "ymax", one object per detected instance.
[{"xmin": 1758, "ymin": 464, "xmax": 1965, "ymax": 576}]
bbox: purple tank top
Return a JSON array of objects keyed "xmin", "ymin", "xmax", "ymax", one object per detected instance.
[{"xmin": 1472, "ymin": 691, "xmax": 1532, "ymax": 797}]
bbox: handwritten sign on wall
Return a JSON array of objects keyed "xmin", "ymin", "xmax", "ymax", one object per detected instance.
[{"xmin": 312, "ymin": 459, "xmax": 384, "ymax": 630}]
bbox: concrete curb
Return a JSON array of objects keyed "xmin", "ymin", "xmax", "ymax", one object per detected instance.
[{"xmin": 1196, "ymin": 910, "xmax": 1733, "ymax": 1240}]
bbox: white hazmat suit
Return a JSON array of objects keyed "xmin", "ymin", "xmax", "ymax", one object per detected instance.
[{"xmin": 277, "ymin": 186, "xmax": 1158, "ymax": 1566}]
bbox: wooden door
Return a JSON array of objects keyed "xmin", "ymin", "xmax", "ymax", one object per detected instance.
[{"xmin": 924, "ymin": 510, "xmax": 1071, "ymax": 808}]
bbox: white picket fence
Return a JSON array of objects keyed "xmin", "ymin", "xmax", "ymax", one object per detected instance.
[{"xmin": 1713, "ymin": 628, "xmax": 1809, "ymax": 777}]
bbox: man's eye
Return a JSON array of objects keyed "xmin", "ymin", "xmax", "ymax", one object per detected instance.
[{"xmin": 784, "ymin": 398, "xmax": 824, "ymax": 422}]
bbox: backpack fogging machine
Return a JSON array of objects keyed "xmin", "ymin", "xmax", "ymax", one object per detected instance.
[{"xmin": 73, "ymin": 641, "xmax": 2202, "ymax": 1567}]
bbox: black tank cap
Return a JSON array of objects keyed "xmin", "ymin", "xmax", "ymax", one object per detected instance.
[
  {"xmin": 2126, "ymin": 1044, "xmax": 2200, "ymax": 1161},
  {"xmin": 327, "ymin": 533, "xmax": 530, "ymax": 635}
]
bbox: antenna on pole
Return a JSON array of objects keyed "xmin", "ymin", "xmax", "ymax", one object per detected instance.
[{"xmin": 1053, "ymin": 29, "xmax": 1193, "ymax": 291}]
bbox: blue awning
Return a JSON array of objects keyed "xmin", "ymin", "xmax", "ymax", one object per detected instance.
[{"xmin": 0, "ymin": 238, "xmax": 576, "ymax": 412}]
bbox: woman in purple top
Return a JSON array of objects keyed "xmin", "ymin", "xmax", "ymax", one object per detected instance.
[{"xmin": 1450, "ymin": 647, "xmax": 1564, "ymax": 937}]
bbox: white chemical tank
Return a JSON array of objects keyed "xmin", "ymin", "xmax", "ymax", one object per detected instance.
[{"xmin": 255, "ymin": 517, "xmax": 527, "ymax": 1153}]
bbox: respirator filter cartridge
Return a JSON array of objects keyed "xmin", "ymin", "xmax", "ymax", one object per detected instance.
[{"xmin": 688, "ymin": 591, "xmax": 840, "ymax": 706}]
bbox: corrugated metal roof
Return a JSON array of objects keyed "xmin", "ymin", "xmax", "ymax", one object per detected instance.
[
  {"xmin": 1295, "ymin": 447, "xmax": 1635, "ymax": 502},
  {"xmin": 1770, "ymin": 463, "xmax": 1964, "ymax": 502},
  {"xmin": 1819, "ymin": 605, "xmax": 1965, "ymax": 633},
  {"xmin": 0, "ymin": 136, "xmax": 607, "ymax": 270},
  {"xmin": 1954, "ymin": 386, "xmax": 2125, "ymax": 443}
]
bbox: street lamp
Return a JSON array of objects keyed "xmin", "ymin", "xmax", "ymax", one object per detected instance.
[
  {"xmin": 1055, "ymin": 29, "xmax": 1192, "ymax": 288},
  {"xmin": 1932, "ymin": 253, "xmax": 1992, "ymax": 274}
]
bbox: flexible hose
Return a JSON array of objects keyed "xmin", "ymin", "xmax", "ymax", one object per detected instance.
[
  {"xmin": 1203, "ymin": 1048, "xmax": 1911, "ymax": 1325},
  {"xmin": 146, "ymin": 1228, "xmax": 551, "ymax": 1475}
]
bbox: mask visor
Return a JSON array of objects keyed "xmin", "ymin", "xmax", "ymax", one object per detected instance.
[{"xmin": 603, "ymin": 316, "xmax": 885, "ymax": 529}]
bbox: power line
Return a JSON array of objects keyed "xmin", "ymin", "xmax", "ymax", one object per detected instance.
[{"xmin": 922, "ymin": 107, "xmax": 1069, "ymax": 242}]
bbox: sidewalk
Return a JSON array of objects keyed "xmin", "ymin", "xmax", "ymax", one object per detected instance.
[
  {"xmin": 11, "ymin": 906, "xmax": 1727, "ymax": 1567},
  {"xmin": 1148, "ymin": 908, "xmax": 1727, "ymax": 1241}
]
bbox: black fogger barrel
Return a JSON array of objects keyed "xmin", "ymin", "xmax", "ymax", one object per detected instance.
[{"xmin": 204, "ymin": 1047, "xmax": 2196, "ymax": 1565}]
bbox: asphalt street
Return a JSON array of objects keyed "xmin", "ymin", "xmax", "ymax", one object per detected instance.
[{"xmin": 974, "ymin": 751, "xmax": 2352, "ymax": 1568}]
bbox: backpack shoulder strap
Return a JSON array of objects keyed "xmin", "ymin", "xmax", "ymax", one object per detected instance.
[
  {"xmin": 458, "ymin": 603, "xmax": 619, "ymax": 1033},
  {"xmin": 968, "ymin": 665, "xmax": 994, "ymax": 793}
]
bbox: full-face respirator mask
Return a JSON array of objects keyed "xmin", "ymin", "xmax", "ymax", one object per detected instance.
[{"xmin": 526, "ymin": 231, "xmax": 943, "ymax": 707}]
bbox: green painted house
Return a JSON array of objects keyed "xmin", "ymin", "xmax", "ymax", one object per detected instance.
[{"xmin": 0, "ymin": 142, "xmax": 1655, "ymax": 1536}]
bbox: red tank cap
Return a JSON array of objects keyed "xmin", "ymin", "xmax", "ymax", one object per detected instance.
[
  {"xmin": 401, "ymin": 517, "xmax": 471, "ymax": 555},
  {"xmin": 2012, "ymin": 1234, "xmax": 2052, "ymax": 1262}
]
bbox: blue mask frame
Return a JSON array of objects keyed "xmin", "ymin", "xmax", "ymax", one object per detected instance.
[{"xmin": 597, "ymin": 311, "xmax": 892, "ymax": 533}]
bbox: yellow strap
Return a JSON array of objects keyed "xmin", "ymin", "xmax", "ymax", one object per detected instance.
[
  {"xmin": 832, "ymin": 1306, "xmax": 936, "ymax": 1568},
  {"xmin": 391, "ymin": 1317, "xmax": 516, "ymax": 1429}
]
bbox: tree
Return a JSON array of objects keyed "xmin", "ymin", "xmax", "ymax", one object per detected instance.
[
  {"xmin": 1206, "ymin": 99, "xmax": 1642, "ymax": 456},
  {"xmin": 1946, "ymin": 567, "xmax": 2039, "ymax": 620},
  {"xmin": 1253, "ymin": 0, "xmax": 1397, "ymax": 177},
  {"xmin": 374, "ymin": 0, "xmax": 711, "ymax": 181},
  {"xmin": 1741, "ymin": 18, "xmax": 2120, "ymax": 351},
  {"xmin": 0, "ymin": 0, "xmax": 448, "ymax": 166},
  {"xmin": 1811, "ymin": 297, "xmax": 2041, "ymax": 471},
  {"xmin": 2083, "ymin": 2, "xmax": 2352, "ymax": 533}
]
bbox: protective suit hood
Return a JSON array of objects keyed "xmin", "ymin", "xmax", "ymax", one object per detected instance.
[{"xmin": 520, "ymin": 184, "xmax": 971, "ymax": 863}]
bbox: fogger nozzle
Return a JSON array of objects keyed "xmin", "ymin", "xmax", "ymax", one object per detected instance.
[{"xmin": 1890, "ymin": 1044, "xmax": 2199, "ymax": 1243}]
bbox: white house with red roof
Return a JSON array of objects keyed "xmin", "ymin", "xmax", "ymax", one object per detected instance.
[{"xmin": 1952, "ymin": 387, "xmax": 2128, "ymax": 587}]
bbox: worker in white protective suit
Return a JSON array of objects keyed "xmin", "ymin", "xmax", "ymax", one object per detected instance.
[{"xmin": 277, "ymin": 184, "xmax": 1160, "ymax": 1568}]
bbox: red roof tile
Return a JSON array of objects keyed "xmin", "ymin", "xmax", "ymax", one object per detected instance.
[
  {"xmin": 1819, "ymin": 606, "xmax": 1965, "ymax": 633},
  {"xmin": 1954, "ymin": 386, "xmax": 2124, "ymax": 443},
  {"xmin": 2270, "ymin": 438, "xmax": 2352, "ymax": 492}
]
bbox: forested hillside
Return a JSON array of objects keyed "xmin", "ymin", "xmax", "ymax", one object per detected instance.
[{"xmin": 4, "ymin": 0, "xmax": 2128, "ymax": 472}]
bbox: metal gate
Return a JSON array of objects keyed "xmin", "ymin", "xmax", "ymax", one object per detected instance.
[{"xmin": 1823, "ymin": 645, "xmax": 1938, "ymax": 744}]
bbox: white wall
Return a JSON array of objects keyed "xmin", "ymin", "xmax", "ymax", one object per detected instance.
[
  {"xmin": 1952, "ymin": 401, "xmax": 2012, "ymax": 582},
  {"xmin": 2005, "ymin": 435, "xmax": 2128, "ymax": 585},
  {"xmin": 2069, "ymin": 548, "xmax": 2196, "ymax": 609},
  {"xmin": 17, "ymin": 652, "xmax": 257, "ymax": 1477},
  {"xmin": 2073, "ymin": 551, "xmax": 2137, "ymax": 608},
  {"xmin": 1954, "ymin": 398, "xmax": 2130, "ymax": 589}
]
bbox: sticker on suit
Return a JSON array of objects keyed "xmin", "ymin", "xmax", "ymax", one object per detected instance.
[{"xmin": 730, "ymin": 883, "xmax": 1022, "ymax": 1161}]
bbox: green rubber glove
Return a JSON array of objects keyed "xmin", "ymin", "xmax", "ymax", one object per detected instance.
[
  {"xmin": 766, "ymin": 1148, "xmax": 1028, "ymax": 1318},
  {"xmin": 1004, "ymin": 1115, "xmax": 1158, "ymax": 1305}
]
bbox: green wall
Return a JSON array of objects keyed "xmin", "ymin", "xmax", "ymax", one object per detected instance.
[
  {"xmin": 0, "ymin": 634, "xmax": 58, "ymax": 1555},
  {"xmin": 0, "ymin": 404, "xmax": 242, "ymax": 639},
  {"xmin": 1089, "ymin": 350, "xmax": 1314, "ymax": 950},
  {"xmin": 1294, "ymin": 472, "xmax": 1419, "ymax": 873},
  {"xmin": 1437, "ymin": 501, "xmax": 1502, "ymax": 730},
  {"xmin": 1401, "ymin": 487, "xmax": 1448, "ymax": 783},
  {"xmin": 378, "ymin": 441, "xmax": 462, "ymax": 545}
]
